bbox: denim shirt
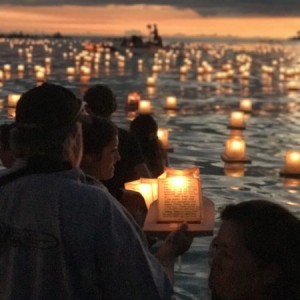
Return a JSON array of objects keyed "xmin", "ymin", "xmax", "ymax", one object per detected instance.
[{"xmin": 0, "ymin": 168, "xmax": 172, "ymax": 299}]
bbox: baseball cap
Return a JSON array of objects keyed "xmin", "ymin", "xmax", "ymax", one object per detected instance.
[{"xmin": 16, "ymin": 83, "xmax": 85, "ymax": 129}]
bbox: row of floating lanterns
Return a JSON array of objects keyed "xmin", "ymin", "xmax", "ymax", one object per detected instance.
[{"xmin": 127, "ymin": 91, "xmax": 300, "ymax": 178}]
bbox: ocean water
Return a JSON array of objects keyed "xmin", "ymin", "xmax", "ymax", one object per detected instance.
[{"xmin": 0, "ymin": 37, "xmax": 300, "ymax": 299}]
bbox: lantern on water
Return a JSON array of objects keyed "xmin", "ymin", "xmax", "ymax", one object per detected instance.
[
  {"xmin": 17, "ymin": 64, "xmax": 25, "ymax": 73},
  {"xmin": 239, "ymin": 99, "xmax": 252, "ymax": 113},
  {"xmin": 157, "ymin": 128, "xmax": 169, "ymax": 149},
  {"xmin": 157, "ymin": 167, "xmax": 202, "ymax": 223},
  {"xmin": 147, "ymin": 76, "xmax": 156, "ymax": 87},
  {"xmin": 66, "ymin": 67, "xmax": 75, "ymax": 76},
  {"xmin": 125, "ymin": 178, "xmax": 158, "ymax": 209},
  {"xmin": 165, "ymin": 96, "xmax": 177, "ymax": 110},
  {"xmin": 138, "ymin": 100, "xmax": 152, "ymax": 114},
  {"xmin": 224, "ymin": 137, "xmax": 246, "ymax": 160},
  {"xmin": 229, "ymin": 111, "xmax": 245, "ymax": 129},
  {"xmin": 281, "ymin": 150, "xmax": 300, "ymax": 175},
  {"xmin": 8, "ymin": 94, "xmax": 21, "ymax": 108}
]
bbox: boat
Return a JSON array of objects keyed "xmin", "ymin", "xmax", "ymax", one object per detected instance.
[{"xmin": 118, "ymin": 24, "xmax": 164, "ymax": 54}]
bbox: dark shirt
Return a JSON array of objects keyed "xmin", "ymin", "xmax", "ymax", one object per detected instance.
[{"xmin": 103, "ymin": 127, "xmax": 145, "ymax": 197}]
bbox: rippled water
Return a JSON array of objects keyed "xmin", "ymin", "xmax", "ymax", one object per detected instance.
[{"xmin": 1, "ymin": 37, "xmax": 300, "ymax": 299}]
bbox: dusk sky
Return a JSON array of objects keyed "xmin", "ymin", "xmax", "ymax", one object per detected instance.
[{"xmin": 1, "ymin": 1, "xmax": 300, "ymax": 38}]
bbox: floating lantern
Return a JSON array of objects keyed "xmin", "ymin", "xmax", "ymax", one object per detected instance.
[
  {"xmin": 17, "ymin": 64, "xmax": 25, "ymax": 73},
  {"xmin": 3, "ymin": 64, "xmax": 11, "ymax": 72},
  {"xmin": 147, "ymin": 76, "xmax": 156, "ymax": 87},
  {"xmin": 228, "ymin": 111, "xmax": 246, "ymax": 129},
  {"xmin": 157, "ymin": 128, "xmax": 173, "ymax": 151},
  {"xmin": 45, "ymin": 57, "xmax": 51, "ymax": 65},
  {"xmin": 7, "ymin": 94, "xmax": 21, "ymax": 108},
  {"xmin": 221, "ymin": 136, "xmax": 251, "ymax": 163},
  {"xmin": 66, "ymin": 67, "xmax": 76, "ymax": 76},
  {"xmin": 286, "ymin": 81, "xmax": 300, "ymax": 91},
  {"xmin": 138, "ymin": 100, "xmax": 152, "ymax": 114},
  {"xmin": 0, "ymin": 70, "xmax": 3, "ymax": 81},
  {"xmin": 35, "ymin": 70, "xmax": 46, "ymax": 83},
  {"xmin": 165, "ymin": 96, "xmax": 177, "ymax": 110},
  {"xmin": 157, "ymin": 167, "xmax": 202, "ymax": 223},
  {"xmin": 280, "ymin": 150, "xmax": 300, "ymax": 177},
  {"xmin": 180, "ymin": 65, "xmax": 188, "ymax": 75},
  {"xmin": 239, "ymin": 99, "xmax": 252, "ymax": 113},
  {"xmin": 125, "ymin": 178, "xmax": 158, "ymax": 209}
]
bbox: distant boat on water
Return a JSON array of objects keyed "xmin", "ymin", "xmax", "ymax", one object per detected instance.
[
  {"xmin": 118, "ymin": 24, "xmax": 164, "ymax": 53},
  {"xmin": 289, "ymin": 30, "xmax": 300, "ymax": 41}
]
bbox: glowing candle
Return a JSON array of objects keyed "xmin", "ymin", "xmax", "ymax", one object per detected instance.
[
  {"xmin": 8, "ymin": 94, "xmax": 21, "ymax": 108},
  {"xmin": 138, "ymin": 100, "xmax": 152, "ymax": 114},
  {"xmin": 239, "ymin": 99, "xmax": 252, "ymax": 113},
  {"xmin": 180, "ymin": 65, "xmax": 188, "ymax": 75},
  {"xmin": 66, "ymin": 67, "xmax": 76, "ymax": 76},
  {"xmin": 283, "ymin": 150, "xmax": 300, "ymax": 174},
  {"xmin": 287, "ymin": 81, "xmax": 300, "ymax": 91},
  {"xmin": 165, "ymin": 96, "xmax": 177, "ymax": 110},
  {"xmin": 229, "ymin": 111, "xmax": 245, "ymax": 129},
  {"xmin": 125, "ymin": 178, "xmax": 158, "ymax": 209},
  {"xmin": 157, "ymin": 167, "xmax": 202, "ymax": 223},
  {"xmin": 35, "ymin": 71, "xmax": 45, "ymax": 82},
  {"xmin": 157, "ymin": 128, "xmax": 169, "ymax": 149},
  {"xmin": 225, "ymin": 137, "xmax": 246, "ymax": 160},
  {"xmin": 17, "ymin": 64, "xmax": 25, "ymax": 73},
  {"xmin": 3, "ymin": 64, "xmax": 11, "ymax": 72},
  {"xmin": 147, "ymin": 76, "xmax": 156, "ymax": 87}
]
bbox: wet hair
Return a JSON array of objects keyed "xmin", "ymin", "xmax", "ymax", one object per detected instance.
[
  {"xmin": 221, "ymin": 200, "xmax": 300, "ymax": 300},
  {"xmin": 83, "ymin": 84, "xmax": 117, "ymax": 118},
  {"xmin": 82, "ymin": 116, "xmax": 118, "ymax": 158}
]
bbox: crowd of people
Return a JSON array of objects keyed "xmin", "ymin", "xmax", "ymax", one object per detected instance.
[{"xmin": 0, "ymin": 82, "xmax": 299, "ymax": 299}]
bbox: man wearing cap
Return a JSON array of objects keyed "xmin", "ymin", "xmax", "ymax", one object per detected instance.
[{"xmin": 0, "ymin": 83, "xmax": 192, "ymax": 299}]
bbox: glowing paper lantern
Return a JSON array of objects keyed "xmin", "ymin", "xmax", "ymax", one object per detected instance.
[
  {"xmin": 239, "ymin": 99, "xmax": 252, "ymax": 113},
  {"xmin": 229, "ymin": 111, "xmax": 246, "ymax": 129},
  {"xmin": 165, "ymin": 96, "xmax": 177, "ymax": 110},
  {"xmin": 157, "ymin": 167, "xmax": 202, "ymax": 223},
  {"xmin": 125, "ymin": 178, "xmax": 158, "ymax": 209},
  {"xmin": 221, "ymin": 136, "xmax": 251, "ymax": 164},
  {"xmin": 147, "ymin": 76, "xmax": 156, "ymax": 87},
  {"xmin": 138, "ymin": 100, "xmax": 152, "ymax": 114},
  {"xmin": 224, "ymin": 137, "xmax": 246, "ymax": 160},
  {"xmin": 280, "ymin": 150, "xmax": 300, "ymax": 176},
  {"xmin": 8, "ymin": 94, "xmax": 21, "ymax": 108}
]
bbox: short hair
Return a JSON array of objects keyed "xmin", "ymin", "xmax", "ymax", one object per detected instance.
[
  {"xmin": 221, "ymin": 200, "xmax": 300, "ymax": 300},
  {"xmin": 83, "ymin": 84, "xmax": 117, "ymax": 118},
  {"xmin": 82, "ymin": 116, "xmax": 118, "ymax": 157}
]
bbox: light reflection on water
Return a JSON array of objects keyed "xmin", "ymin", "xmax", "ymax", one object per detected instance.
[{"xmin": 1, "ymin": 38, "xmax": 300, "ymax": 299}]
